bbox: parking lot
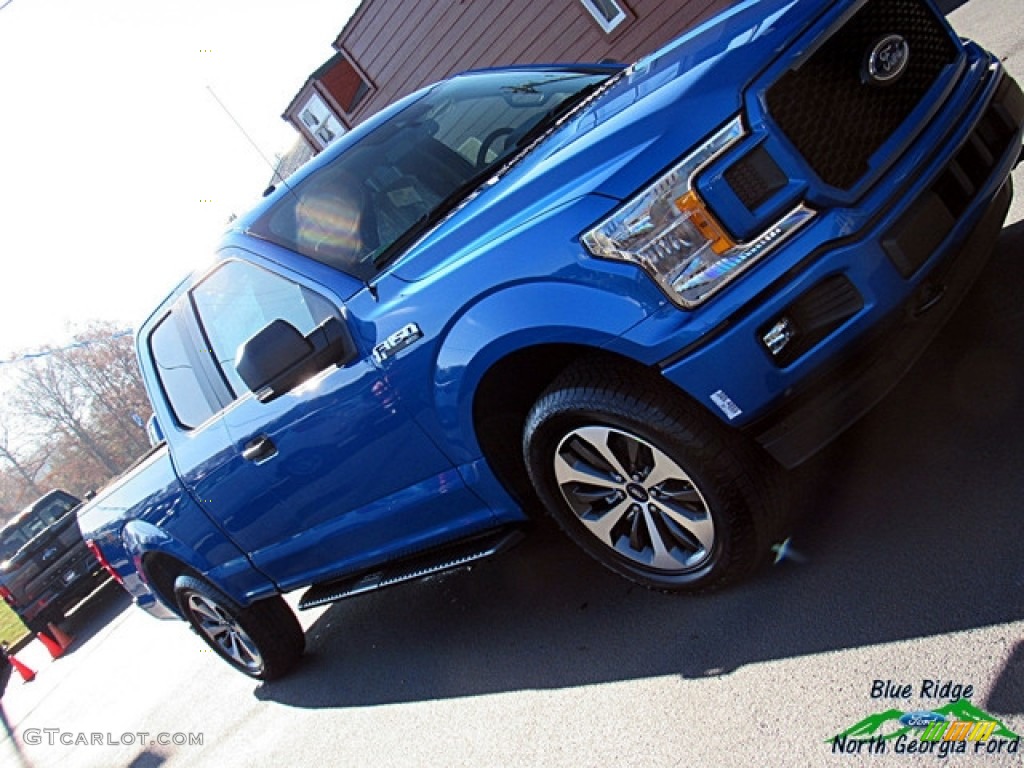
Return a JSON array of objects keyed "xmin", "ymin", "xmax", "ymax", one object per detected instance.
[{"xmin": 3, "ymin": 1, "xmax": 1023, "ymax": 766}]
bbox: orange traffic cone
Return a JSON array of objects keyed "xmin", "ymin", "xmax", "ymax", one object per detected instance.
[
  {"xmin": 47, "ymin": 622, "xmax": 74, "ymax": 650},
  {"xmin": 8, "ymin": 653, "xmax": 36, "ymax": 682},
  {"xmin": 37, "ymin": 629, "xmax": 64, "ymax": 659}
]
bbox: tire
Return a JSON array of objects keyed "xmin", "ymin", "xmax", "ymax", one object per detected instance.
[
  {"xmin": 25, "ymin": 608, "xmax": 63, "ymax": 636},
  {"xmin": 523, "ymin": 360, "xmax": 784, "ymax": 592},
  {"xmin": 23, "ymin": 615, "xmax": 51, "ymax": 636},
  {"xmin": 174, "ymin": 576, "xmax": 304, "ymax": 680}
]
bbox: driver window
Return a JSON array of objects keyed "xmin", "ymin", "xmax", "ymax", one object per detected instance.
[{"xmin": 192, "ymin": 260, "xmax": 337, "ymax": 398}]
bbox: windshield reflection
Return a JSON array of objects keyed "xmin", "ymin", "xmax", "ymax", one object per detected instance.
[{"xmin": 249, "ymin": 69, "xmax": 611, "ymax": 280}]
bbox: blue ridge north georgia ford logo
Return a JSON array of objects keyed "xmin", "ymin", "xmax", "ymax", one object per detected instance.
[{"xmin": 864, "ymin": 34, "xmax": 911, "ymax": 85}]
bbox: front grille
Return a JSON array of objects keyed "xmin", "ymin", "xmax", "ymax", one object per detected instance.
[
  {"xmin": 766, "ymin": 0, "xmax": 958, "ymax": 190},
  {"xmin": 884, "ymin": 75, "xmax": 1024, "ymax": 277}
]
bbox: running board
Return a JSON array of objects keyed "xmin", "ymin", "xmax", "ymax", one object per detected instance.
[{"xmin": 297, "ymin": 527, "xmax": 524, "ymax": 611}]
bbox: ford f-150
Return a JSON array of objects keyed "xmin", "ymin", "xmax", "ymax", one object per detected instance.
[
  {"xmin": 1, "ymin": 490, "xmax": 106, "ymax": 633},
  {"xmin": 78, "ymin": 0, "xmax": 1024, "ymax": 679}
]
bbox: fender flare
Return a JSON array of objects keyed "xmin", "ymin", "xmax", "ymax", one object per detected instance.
[
  {"xmin": 432, "ymin": 279, "xmax": 651, "ymax": 462},
  {"xmin": 120, "ymin": 519, "xmax": 207, "ymax": 614},
  {"xmin": 121, "ymin": 519, "xmax": 265, "ymax": 611}
]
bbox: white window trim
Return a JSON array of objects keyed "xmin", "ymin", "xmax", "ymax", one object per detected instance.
[{"xmin": 580, "ymin": 0, "xmax": 627, "ymax": 34}]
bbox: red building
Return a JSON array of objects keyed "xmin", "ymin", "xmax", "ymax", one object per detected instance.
[{"xmin": 283, "ymin": 0, "xmax": 733, "ymax": 154}]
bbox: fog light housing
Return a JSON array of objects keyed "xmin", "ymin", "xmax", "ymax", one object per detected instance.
[
  {"xmin": 759, "ymin": 275, "xmax": 864, "ymax": 367},
  {"xmin": 762, "ymin": 317, "xmax": 797, "ymax": 357}
]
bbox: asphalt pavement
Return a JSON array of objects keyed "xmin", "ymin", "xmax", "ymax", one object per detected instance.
[{"xmin": 2, "ymin": 0, "xmax": 1023, "ymax": 765}]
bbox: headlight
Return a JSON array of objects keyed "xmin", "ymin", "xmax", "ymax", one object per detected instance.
[{"xmin": 582, "ymin": 116, "xmax": 814, "ymax": 307}]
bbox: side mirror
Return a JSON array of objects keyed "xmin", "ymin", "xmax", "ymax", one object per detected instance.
[{"xmin": 236, "ymin": 316, "xmax": 356, "ymax": 403}]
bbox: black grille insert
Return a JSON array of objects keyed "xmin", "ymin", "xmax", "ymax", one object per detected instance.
[
  {"xmin": 724, "ymin": 146, "xmax": 788, "ymax": 211},
  {"xmin": 766, "ymin": 0, "xmax": 958, "ymax": 190},
  {"xmin": 884, "ymin": 75, "xmax": 1023, "ymax": 277}
]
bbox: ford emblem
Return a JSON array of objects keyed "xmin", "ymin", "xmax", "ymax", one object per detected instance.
[
  {"xmin": 864, "ymin": 34, "xmax": 910, "ymax": 85},
  {"xmin": 899, "ymin": 710, "xmax": 946, "ymax": 728}
]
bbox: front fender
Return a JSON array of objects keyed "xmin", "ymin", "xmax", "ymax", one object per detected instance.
[{"xmin": 433, "ymin": 280, "xmax": 651, "ymax": 462}]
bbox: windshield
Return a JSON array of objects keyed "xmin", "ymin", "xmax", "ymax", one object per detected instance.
[
  {"xmin": 249, "ymin": 68, "xmax": 611, "ymax": 281},
  {"xmin": 0, "ymin": 492, "xmax": 77, "ymax": 561}
]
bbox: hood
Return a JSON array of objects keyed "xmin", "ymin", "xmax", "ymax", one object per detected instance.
[
  {"xmin": 392, "ymin": 0, "xmax": 822, "ymax": 283},
  {"xmin": 556, "ymin": 0, "xmax": 814, "ymax": 198}
]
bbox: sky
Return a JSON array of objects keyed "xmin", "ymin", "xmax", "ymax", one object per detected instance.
[{"xmin": 0, "ymin": 0, "xmax": 359, "ymax": 366}]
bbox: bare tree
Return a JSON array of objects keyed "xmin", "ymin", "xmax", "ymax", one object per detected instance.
[
  {"xmin": 50, "ymin": 322, "xmax": 151, "ymax": 459},
  {"xmin": 1, "ymin": 323, "xmax": 151, "ymax": 501},
  {"xmin": 12, "ymin": 324, "xmax": 151, "ymax": 476},
  {"xmin": 0, "ymin": 418, "xmax": 47, "ymax": 498},
  {"xmin": 0, "ymin": 469, "xmax": 27, "ymax": 522},
  {"xmin": 42, "ymin": 432, "xmax": 112, "ymax": 498}
]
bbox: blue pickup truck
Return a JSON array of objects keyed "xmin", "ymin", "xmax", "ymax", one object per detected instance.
[{"xmin": 79, "ymin": 0, "xmax": 1023, "ymax": 679}]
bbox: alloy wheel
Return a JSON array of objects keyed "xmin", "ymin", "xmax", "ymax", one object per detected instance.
[
  {"xmin": 553, "ymin": 425, "xmax": 716, "ymax": 572},
  {"xmin": 186, "ymin": 592, "xmax": 265, "ymax": 674}
]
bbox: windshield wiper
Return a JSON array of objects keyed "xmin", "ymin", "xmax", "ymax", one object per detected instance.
[{"xmin": 372, "ymin": 74, "xmax": 618, "ymax": 271}]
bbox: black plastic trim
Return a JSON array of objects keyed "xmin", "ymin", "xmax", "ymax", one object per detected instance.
[{"xmin": 745, "ymin": 179, "xmax": 1011, "ymax": 468}]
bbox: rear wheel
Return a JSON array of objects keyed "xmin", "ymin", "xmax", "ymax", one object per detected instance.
[
  {"xmin": 174, "ymin": 576, "xmax": 304, "ymax": 680},
  {"xmin": 523, "ymin": 361, "xmax": 783, "ymax": 592}
]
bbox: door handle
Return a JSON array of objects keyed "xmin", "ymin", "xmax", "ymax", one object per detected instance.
[{"xmin": 242, "ymin": 435, "xmax": 277, "ymax": 463}]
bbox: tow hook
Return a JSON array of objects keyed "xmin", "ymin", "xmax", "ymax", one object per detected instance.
[{"xmin": 913, "ymin": 280, "xmax": 946, "ymax": 317}]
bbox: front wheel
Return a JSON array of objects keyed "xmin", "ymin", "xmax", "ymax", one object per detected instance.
[
  {"xmin": 523, "ymin": 362, "xmax": 783, "ymax": 592},
  {"xmin": 174, "ymin": 576, "xmax": 304, "ymax": 680}
]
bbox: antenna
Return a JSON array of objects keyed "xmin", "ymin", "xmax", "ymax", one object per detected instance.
[{"xmin": 205, "ymin": 85, "xmax": 294, "ymax": 195}]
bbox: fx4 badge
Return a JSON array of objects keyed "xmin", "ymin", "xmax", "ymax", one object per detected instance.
[{"xmin": 373, "ymin": 323, "xmax": 423, "ymax": 364}]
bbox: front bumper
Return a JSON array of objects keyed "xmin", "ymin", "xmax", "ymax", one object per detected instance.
[
  {"xmin": 746, "ymin": 177, "xmax": 1011, "ymax": 467},
  {"xmin": 654, "ymin": 67, "xmax": 1023, "ymax": 467}
]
